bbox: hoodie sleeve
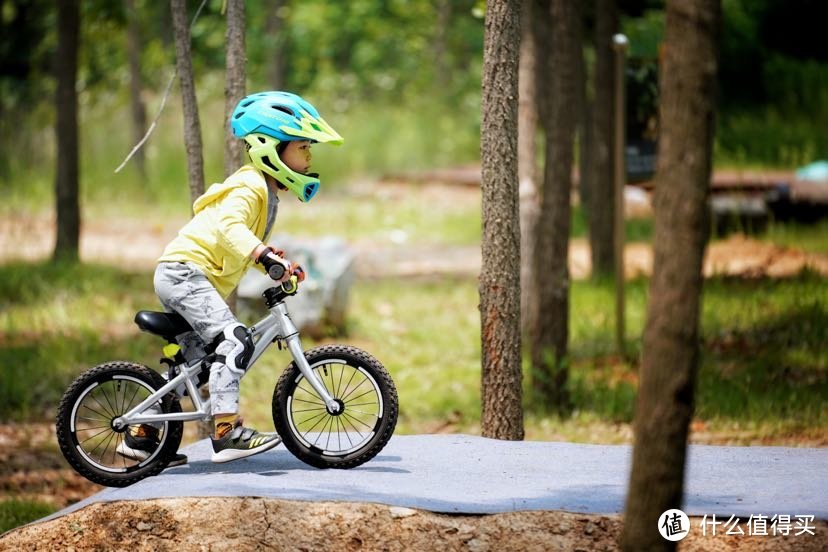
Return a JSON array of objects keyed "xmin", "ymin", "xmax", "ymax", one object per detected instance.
[{"xmin": 213, "ymin": 185, "xmax": 264, "ymax": 260}]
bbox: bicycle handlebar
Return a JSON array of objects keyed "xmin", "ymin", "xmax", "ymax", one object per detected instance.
[{"xmin": 267, "ymin": 263, "xmax": 286, "ymax": 281}]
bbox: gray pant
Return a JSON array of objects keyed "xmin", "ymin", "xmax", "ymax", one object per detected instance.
[{"xmin": 154, "ymin": 262, "xmax": 243, "ymax": 415}]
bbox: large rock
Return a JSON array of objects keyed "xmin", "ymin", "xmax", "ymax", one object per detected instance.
[{"xmin": 237, "ymin": 235, "xmax": 355, "ymax": 337}]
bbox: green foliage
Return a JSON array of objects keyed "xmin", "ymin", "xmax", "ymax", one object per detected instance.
[
  {"xmin": 571, "ymin": 205, "xmax": 653, "ymax": 243},
  {"xmin": 698, "ymin": 274, "xmax": 828, "ymax": 424},
  {"xmin": 533, "ymin": 273, "xmax": 828, "ymax": 437},
  {"xmin": 6, "ymin": 0, "xmax": 828, "ymax": 184},
  {"xmin": 0, "ymin": 499, "xmax": 56, "ymax": 533},
  {"xmin": 3, "ymin": 86, "xmax": 483, "ymax": 214},
  {"xmin": 759, "ymin": 219, "xmax": 828, "ymax": 256},
  {"xmin": 715, "ymin": 110, "xmax": 828, "ymax": 168},
  {"xmin": 0, "ymin": 261, "xmax": 160, "ymax": 420}
]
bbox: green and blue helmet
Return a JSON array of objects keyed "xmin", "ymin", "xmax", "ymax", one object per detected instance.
[{"xmin": 231, "ymin": 91, "xmax": 343, "ymax": 202}]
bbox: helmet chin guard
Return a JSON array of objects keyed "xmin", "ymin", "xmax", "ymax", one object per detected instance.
[
  {"xmin": 231, "ymin": 91, "xmax": 342, "ymax": 202},
  {"xmin": 244, "ymin": 133, "xmax": 320, "ymax": 202}
]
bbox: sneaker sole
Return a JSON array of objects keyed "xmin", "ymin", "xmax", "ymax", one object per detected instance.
[
  {"xmin": 211, "ymin": 437, "xmax": 281, "ymax": 464},
  {"xmin": 115, "ymin": 441, "xmax": 150, "ymax": 461},
  {"xmin": 117, "ymin": 442, "xmax": 188, "ymax": 467}
]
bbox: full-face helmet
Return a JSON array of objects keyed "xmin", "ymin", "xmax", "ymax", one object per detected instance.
[{"xmin": 231, "ymin": 91, "xmax": 343, "ymax": 202}]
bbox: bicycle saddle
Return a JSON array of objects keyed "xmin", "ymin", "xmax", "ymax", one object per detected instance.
[{"xmin": 134, "ymin": 311, "xmax": 193, "ymax": 340}]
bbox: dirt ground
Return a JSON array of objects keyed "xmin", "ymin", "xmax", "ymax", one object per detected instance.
[{"xmin": 3, "ymin": 496, "xmax": 827, "ymax": 551}]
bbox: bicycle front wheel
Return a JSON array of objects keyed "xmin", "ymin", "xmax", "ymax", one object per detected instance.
[
  {"xmin": 272, "ymin": 345, "xmax": 398, "ymax": 469},
  {"xmin": 55, "ymin": 361, "xmax": 183, "ymax": 487}
]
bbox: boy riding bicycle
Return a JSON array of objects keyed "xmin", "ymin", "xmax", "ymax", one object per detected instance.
[{"xmin": 117, "ymin": 91, "xmax": 343, "ymax": 465}]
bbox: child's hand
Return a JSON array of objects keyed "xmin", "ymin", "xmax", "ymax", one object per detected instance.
[
  {"xmin": 257, "ymin": 249, "xmax": 292, "ymax": 282},
  {"xmin": 290, "ymin": 263, "xmax": 306, "ymax": 283}
]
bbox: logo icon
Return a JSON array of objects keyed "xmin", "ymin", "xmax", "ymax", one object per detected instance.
[{"xmin": 658, "ymin": 509, "xmax": 690, "ymax": 541}]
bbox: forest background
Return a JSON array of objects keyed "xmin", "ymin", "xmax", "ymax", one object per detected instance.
[{"xmin": 1, "ymin": 0, "xmax": 827, "ymax": 533}]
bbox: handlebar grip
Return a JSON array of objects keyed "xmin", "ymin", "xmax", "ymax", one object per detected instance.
[
  {"xmin": 281, "ymin": 275, "xmax": 299, "ymax": 294},
  {"xmin": 267, "ymin": 263, "xmax": 286, "ymax": 280}
]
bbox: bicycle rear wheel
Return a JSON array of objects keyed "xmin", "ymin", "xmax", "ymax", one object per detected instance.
[
  {"xmin": 272, "ymin": 345, "xmax": 398, "ymax": 469},
  {"xmin": 55, "ymin": 361, "xmax": 183, "ymax": 487}
]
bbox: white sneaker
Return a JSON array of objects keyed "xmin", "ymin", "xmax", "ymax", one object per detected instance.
[{"xmin": 116, "ymin": 426, "xmax": 188, "ymax": 467}]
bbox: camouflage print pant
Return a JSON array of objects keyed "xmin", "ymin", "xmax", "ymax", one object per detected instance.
[{"xmin": 154, "ymin": 262, "xmax": 243, "ymax": 415}]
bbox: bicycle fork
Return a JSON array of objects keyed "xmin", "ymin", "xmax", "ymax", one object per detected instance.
[{"xmin": 263, "ymin": 301, "xmax": 341, "ymax": 415}]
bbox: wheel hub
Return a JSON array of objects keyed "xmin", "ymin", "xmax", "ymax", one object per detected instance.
[{"xmin": 327, "ymin": 398, "xmax": 345, "ymax": 416}]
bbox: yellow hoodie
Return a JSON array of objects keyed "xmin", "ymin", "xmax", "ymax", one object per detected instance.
[{"xmin": 159, "ymin": 165, "xmax": 272, "ymax": 298}]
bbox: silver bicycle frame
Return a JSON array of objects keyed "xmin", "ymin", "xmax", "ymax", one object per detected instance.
[{"xmin": 112, "ymin": 297, "xmax": 339, "ymax": 430}]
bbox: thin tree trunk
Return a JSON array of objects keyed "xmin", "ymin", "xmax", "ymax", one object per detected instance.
[
  {"xmin": 54, "ymin": 0, "xmax": 80, "ymax": 263},
  {"xmin": 621, "ymin": 1, "xmax": 721, "ymax": 550},
  {"xmin": 530, "ymin": 0, "xmax": 578, "ymax": 410},
  {"xmin": 224, "ymin": 0, "xmax": 246, "ymax": 177},
  {"xmin": 433, "ymin": 0, "xmax": 452, "ymax": 89},
  {"xmin": 518, "ymin": 0, "xmax": 539, "ymax": 336},
  {"xmin": 171, "ymin": 0, "xmax": 205, "ymax": 206},
  {"xmin": 587, "ymin": 0, "xmax": 618, "ymax": 277},
  {"xmin": 126, "ymin": 0, "xmax": 147, "ymax": 179},
  {"xmin": 480, "ymin": 0, "xmax": 524, "ymax": 441},
  {"xmin": 576, "ymin": 7, "xmax": 591, "ymax": 215},
  {"xmin": 223, "ymin": 0, "xmax": 246, "ymax": 316},
  {"xmin": 265, "ymin": 0, "xmax": 288, "ymax": 89}
]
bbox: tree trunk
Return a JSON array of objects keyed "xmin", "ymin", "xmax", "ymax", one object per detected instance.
[
  {"xmin": 54, "ymin": 0, "xmax": 80, "ymax": 263},
  {"xmin": 621, "ymin": 1, "xmax": 720, "ymax": 550},
  {"xmin": 518, "ymin": 0, "xmax": 539, "ymax": 336},
  {"xmin": 126, "ymin": 0, "xmax": 147, "ymax": 179},
  {"xmin": 223, "ymin": 0, "xmax": 246, "ymax": 317},
  {"xmin": 171, "ymin": 0, "xmax": 205, "ymax": 206},
  {"xmin": 433, "ymin": 0, "xmax": 452, "ymax": 89},
  {"xmin": 224, "ymin": 0, "xmax": 246, "ymax": 177},
  {"xmin": 480, "ymin": 0, "xmax": 524, "ymax": 441},
  {"xmin": 576, "ymin": 8, "xmax": 591, "ymax": 218},
  {"xmin": 586, "ymin": 0, "xmax": 618, "ymax": 277},
  {"xmin": 529, "ymin": 0, "xmax": 578, "ymax": 410},
  {"xmin": 264, "ymin": 0, "xmax": 288, "ymax": 89}
]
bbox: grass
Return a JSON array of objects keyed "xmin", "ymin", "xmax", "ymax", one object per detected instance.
[
  {"xmin": 0, "ymin": 499, "xmax": 56, "ymax": 534},
  {"xmin": 758, "ymin": 219, "xmax": 828, "ymax": 256}
]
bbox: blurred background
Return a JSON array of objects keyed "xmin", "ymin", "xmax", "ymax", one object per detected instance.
[{"xmin": 0, "ymin": 0, "xmax": 826, "ymax": 530}]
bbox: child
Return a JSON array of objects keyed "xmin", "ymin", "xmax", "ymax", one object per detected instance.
[{"xmin": 120, "ymin": 91, "xmax": 343, "ymax": 464}]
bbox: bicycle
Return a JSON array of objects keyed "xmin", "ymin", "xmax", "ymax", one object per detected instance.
[{"xmin": 55, "ymin": 276, "xmax": 399, "ymax": 487}]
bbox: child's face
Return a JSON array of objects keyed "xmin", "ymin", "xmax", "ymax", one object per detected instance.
[{"xmin": 280, "ymin": 140, "xmax": 312, "ymax": 174}]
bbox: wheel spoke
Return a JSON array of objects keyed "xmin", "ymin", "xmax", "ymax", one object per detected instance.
[
  {"xmin": 341, "ymin": 411, "xmax": 374, "ymax": 431},
  {"xmin": 317, "ymin": 414, "xmax": 336, "ymax": 448},
  {"xmin": 339, "ymin": 367, "xmax": 359, "ymax": 400},
  {"xmin": 79, "ymin": 403, "xmax": 114, "ymax": 424},
  {"xmin": 125, "ymin": 382, "xmax": 143, "ymax": 412},
  {"xmin": 298, "ymin": 411, "xmax": 329, "ymax": 438},
  {"xmin": 291, "ymin": 397, "xmax": 326, "ymax": 407},
  {"xmin": 344, "ymin": 401, "xmax": 379, "ymax": 408},
  {"xmin": 343, "ymin": 408, "xmax": 378, "ymax": 417},
  {"xmin": 344, "ymin": 388, "xmax": 377, "ymax": 405},
  {"xmin": 339, "ymin": 413, "xmax": 368, "ymax": 440},
  {"xmin": 78, "ymin": 425, "xmax": 114, "ymax": 446},
  {"xmin": 75, "ymin": 421, "xmax": 111, "ymax": 430},
  {"xmin": 335, "ymin": 416, "xmax": 343, "ymax": 451},
  {"xmin": 335, "ymin": 364, "xmax": 346, "ymax": 399},
  {"xmin": 292, "ymin": 406, "xmax": 328, "ymax": 414},
  {"xmin": 340, "ymin": 377, "xmax": 370, "ymax": 402},
  {"xmin": 88, "ymin": 392, "xmax": 116, "ymax": 419}
]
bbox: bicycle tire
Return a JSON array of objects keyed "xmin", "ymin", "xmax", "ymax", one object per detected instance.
[
  {"xmin": 272, "ymin": 345, "xmax": 398, "ymax": 469},
  {"xmin": 55, "ymin": 361, "xmax": 183, "ymax": 487}
]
